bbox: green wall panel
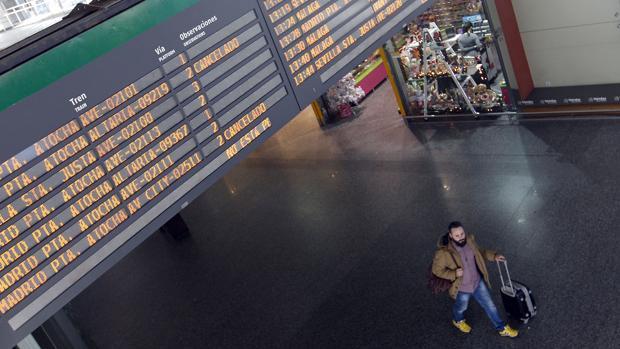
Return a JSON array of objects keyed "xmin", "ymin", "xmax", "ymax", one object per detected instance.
[{"xmin": 0, "ymin": 0, "xmax": 199, "ymax": 112}]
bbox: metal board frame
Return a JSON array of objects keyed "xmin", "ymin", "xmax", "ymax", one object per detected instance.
[{"xmin": 0, "ymin": 1, "xmax": 434, "ymax": 347}]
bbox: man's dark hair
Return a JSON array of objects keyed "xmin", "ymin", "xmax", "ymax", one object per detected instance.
[
  {"xmin": 448, "ymin": 221, "xmax": 463, "ymax": 233},
  {"xmin": 463, "ymin": 22, "xmax": 473, "ymax": 33}
]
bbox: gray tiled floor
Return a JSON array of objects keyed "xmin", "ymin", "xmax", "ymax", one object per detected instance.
[{"xmin": 68, "ymin": 82, "xmax": 620, "ymax": 348}]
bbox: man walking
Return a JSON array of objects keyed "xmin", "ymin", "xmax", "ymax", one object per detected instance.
[{"xmin": 432, "ymin": 221, "xmax": 518, "ymax": 337}]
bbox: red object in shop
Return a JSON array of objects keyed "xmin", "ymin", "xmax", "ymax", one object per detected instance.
[
  {"xmin": 338, "ymin": 103, "xmax": 353, "ymax": 119},
  {"xmin": 357, "ymin": 64, "xmax": 388, "ymax": 95},
  {"xmin": 495, "ymin": 0, "xmax": 534, "ymax": 99},
  {"xmin": 501, "ymin": 85, "xmax": 511, "ymax": 105}
]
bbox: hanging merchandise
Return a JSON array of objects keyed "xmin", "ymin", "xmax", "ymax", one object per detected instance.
[{"xmin": 324, "ymin": 73, "xmax": 366, "ymax": 119}]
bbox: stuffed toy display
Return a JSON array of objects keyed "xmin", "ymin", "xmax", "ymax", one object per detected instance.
[
  {"xmin": 472, "ymin": 84, "xmax": 500, "ymax": 110},
  {"xmin": 325, "ymin": 73, "xmax": 366, "ymax": 119}
]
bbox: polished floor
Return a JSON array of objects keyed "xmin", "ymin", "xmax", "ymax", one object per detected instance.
[{"xmin": 68, "ymin": 82, "xmax": 620, "ymax": 348}]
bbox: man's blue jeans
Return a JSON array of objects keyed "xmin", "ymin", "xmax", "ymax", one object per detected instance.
[{"xmin": 453, "ymin": 281, "xmax": 505, "ymax": 330}]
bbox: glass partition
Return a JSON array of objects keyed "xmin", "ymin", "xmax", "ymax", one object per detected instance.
[{"xmin": 384, "ymin": 0, "xmax": 514, "ymax": 118}]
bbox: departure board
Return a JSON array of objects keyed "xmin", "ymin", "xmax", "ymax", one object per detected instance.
[
  {"xmin": 258, "ymin": 0, "xmax": 431, "ymax": 106},
  {"xmin": 0, "ymin": 0, "xmax": 431, "ymax": 347}
]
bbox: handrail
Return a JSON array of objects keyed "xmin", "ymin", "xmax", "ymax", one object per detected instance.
[
  {"xmin": 1, "ymin": 0, "xmax": 90, "ymax": 28},
  {"xmin": 2, "ymin": 0, "xmax": 49, "ymax": 27},
  {"xmin": 0, "ymin": 0, "xmax": 142, "ymax": 75}
]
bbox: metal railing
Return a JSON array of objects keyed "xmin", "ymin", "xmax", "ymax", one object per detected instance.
[
  {"xmin": 0, "ymin": 0, "xmax": 89, "ymax": 31},
  {"xmin": 1, "ymin": 0, "xmax": 49, "ymax": 29}
]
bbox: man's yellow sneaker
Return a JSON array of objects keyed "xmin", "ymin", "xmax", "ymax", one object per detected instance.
[
  {"xmin": 499, "ymin": 325, "xmax": 519, "ymax": 338},
  {"xmin": 452, "ymin": 320, "xmax": 472, "ymax": 333}
]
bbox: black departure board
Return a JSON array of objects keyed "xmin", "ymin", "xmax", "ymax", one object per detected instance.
[
  {"xmin": 0, "ymin": 0, "xmax": 430, "ymax": 347},
  {"xmin": 258, "ymin": 0, "xmax": 431, "ymax": 106}
]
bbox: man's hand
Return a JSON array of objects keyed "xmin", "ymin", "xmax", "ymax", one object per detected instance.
[
  {"xmin": 456, "ymin": 268, "xmax": 464, "ymax": 277},
  {"xmin": 495, "ymin": 255, "xmax": 506, "ymax": 262}
]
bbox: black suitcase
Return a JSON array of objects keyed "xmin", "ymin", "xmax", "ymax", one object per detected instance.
[{"xmin": 497, "ymin": 260, "xmax": 537, "ymax": 324}]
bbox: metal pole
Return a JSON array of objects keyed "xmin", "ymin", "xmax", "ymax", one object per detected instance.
[
  {"xmin": 442, "ymin": 58, "xmax": 478, "ymax": 115},
  {"xmin": 379, "ymin": 44, "xmax": 410, "ymax": 116},
  {"xmin": 423, "ymin": 31, "xmax": 429, "ymax": 117}
]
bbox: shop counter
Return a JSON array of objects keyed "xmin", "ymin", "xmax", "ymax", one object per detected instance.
[{"xmin": 355, "ymin": 59, "xmax": 387, "ymax": 95}]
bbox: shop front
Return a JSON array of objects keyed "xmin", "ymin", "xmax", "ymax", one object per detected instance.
[
  {"xmin": 314, "ymin": 49, "xmax": 388, "ymax": 126},
  {"xmin": 382, "ymin": 0, "xmax": 620, "ymax": 119},
  {"xmin": 310, "ymin": 0, "xmax": 620, "ymax": 127},
  {"xmin": 383, "ymin": 0, "xmax": 514, "ymax": 118}
]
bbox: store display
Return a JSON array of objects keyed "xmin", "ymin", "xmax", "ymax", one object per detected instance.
[
  {"xmin": 418, "ymin": 0, "xmax": 484, "ymax": 33},
  {"xmin": 324, "ymin": 73, "xmax": 366, "ymax": 120},
  {"xmin": 471, "ymin": 83, "xmax": 502, "ymax": 112},
  {"xmin": 313, "ymin": 0, "xmax": 511, "ymax": 121},
  {"xmin": 351, "ymin": 51, "xmax": 388, "ymax": 95},
  {"xmin": 386, "ymin": 0, "xmax": 510, "ymax": 116},
  {"xmin": 318, "ymin": 51, "xmax": 388, "ymax": 124}
]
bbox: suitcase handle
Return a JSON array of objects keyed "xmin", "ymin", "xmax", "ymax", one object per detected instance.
[{"xmin": 496, "ymin": 259, "xmax": 515, "ymax": 296}]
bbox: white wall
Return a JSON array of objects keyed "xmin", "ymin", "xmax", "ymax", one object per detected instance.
[{"xmin": 513, "ymin": 0, "xmax": 620, "ymax": 87}]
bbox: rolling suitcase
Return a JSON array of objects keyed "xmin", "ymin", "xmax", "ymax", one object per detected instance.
[{"xmin": 497, "ymin": 260, "xmax": 537, "ymax": 324}]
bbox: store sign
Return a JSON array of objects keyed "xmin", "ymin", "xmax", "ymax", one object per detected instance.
[
  {"xmin": 0, "ymin": 0, "xmax": 431, "ymax": 347},
  {"xmin": 588, "ymin": 97, "xmax": 608, "ymax": 103},
  {"xmin": 517, "ymin": 94, "xmax": 620, "ymax": 108},
  {"xmin": 540, "ymin": 99, "xmax": 558, "ymax": 105},
  {"xmin": 518, "ymin": 100, "xmax": 535, "ymax": 106},
  {"xmin": 563, "ymin": 98, "xmax": 583, "ymax": 104},
  {"xmin": 518, "ymin": 90, "xmax": 620, "ymax": 108}
]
